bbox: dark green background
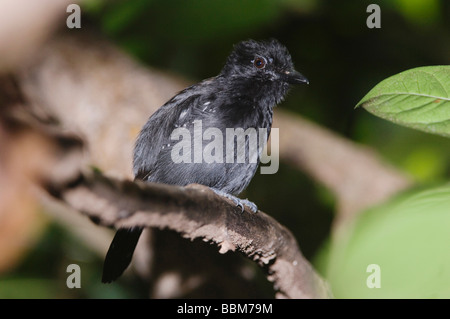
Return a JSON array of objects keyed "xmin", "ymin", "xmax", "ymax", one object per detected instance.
[{"xmin": 2, "ymin": 0, "xmax": 449, "ymax": 298}]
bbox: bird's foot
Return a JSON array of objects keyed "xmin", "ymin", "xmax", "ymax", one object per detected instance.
[
  {"xmin": 211, "ymin": 188, "xmax": 258, "ymax": 213},
  {"xmin": 239, "ymin": 198, "xmax": 258, "ymax": 213}
]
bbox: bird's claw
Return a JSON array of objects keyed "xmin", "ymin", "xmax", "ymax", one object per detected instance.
[
  {"xmin": 231, "ymin": 197, "xmax": 258, "ymax": 214},
  {"xmin": 211, "ymin": 188, "xmax": 258, "ymax": 213},
  {"xmin": 240, "ymin": 199, "xmax": 258, "ymax": 213}
]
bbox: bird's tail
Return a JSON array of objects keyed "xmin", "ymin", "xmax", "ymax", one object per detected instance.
[{"xmin": 102, "ymin": 227, "xmax": 143, "ymax": 283}]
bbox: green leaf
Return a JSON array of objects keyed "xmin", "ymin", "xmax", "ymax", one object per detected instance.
[
  {"xmin": 357, "ymin": 66, "xmax": 450, "ymax": 138},
  {"xmin": 318, "ymin": 184, "xmax": 450, "ymax": 298}
]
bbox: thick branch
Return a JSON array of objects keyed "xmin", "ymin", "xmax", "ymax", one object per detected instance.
[
  {"xmin": 51, "ymin": 170, "xmax": 331, "ymax": 299},
  {"xmin": 0, "ymin": 0, "xmax": 75, "ymax": 72},
  {"xmin": 273, "ymin": 112, "xmax": 413, "ymax": 230}
]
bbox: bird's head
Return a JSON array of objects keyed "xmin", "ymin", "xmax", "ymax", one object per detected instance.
[{"xmin": 220, "ymin": 39, "xmax": 308, "ymax": 87}]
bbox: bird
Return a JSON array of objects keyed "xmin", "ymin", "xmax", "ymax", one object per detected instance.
[{"xmin": 101, "ymin": 39, "xmax": 308, "ymax": 283}]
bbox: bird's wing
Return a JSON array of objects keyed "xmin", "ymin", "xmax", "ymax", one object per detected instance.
[{"xmin": 133, "ymin": 87, "xmax": 204, "ymax": 180}]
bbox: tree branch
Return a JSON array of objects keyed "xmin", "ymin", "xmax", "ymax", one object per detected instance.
[
  {"xmin": 0, "ymin": 0, "xmax": 75, "ymax": 72},
  {"xmin": 272, "ymin": 112, "xmax": 412, "ymax": 232},
  {"xmin": 47, "ymin": 169, "xmax": 332, "ymax": 299}
]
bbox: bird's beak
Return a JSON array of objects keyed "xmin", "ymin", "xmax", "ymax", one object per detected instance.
[{"xmin": 284, "ymin": 70, "xmax": 309, "ymax": 85}]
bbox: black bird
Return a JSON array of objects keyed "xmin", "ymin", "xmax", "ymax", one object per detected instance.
[{"xmin": 102, "ymin": 39, "xmax": 308, "ymax": 283}]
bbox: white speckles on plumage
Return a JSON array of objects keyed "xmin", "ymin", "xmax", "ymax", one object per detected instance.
[{"xmin": 179, "ymin": 109, "xmax": 188, "ymax": 120}]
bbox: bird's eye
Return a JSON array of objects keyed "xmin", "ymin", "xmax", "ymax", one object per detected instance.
[{"xmin": 253, "ymin": 57, "xmax": 266, "ymax": 69}]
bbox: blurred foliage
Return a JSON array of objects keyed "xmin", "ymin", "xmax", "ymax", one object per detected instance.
[
  {"xmin": 336, "ymin": 64, "xmax": 450, "ymax": 298},
  {"xmin": 394, "ymin": 0, "xmax": 441, "ymax": 27},
  {"xmin": 2, "ymin": 0, "xmax": 449, "ymax": 298},
  {"xmin": 317, "ymin": 184, "xmax": 450, "ymax": 298}
]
